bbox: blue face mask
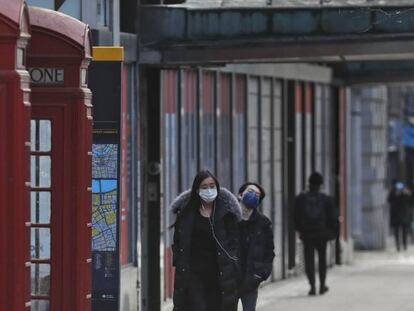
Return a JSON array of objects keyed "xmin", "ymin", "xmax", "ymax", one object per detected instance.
[
  {"xmin": 242, "ymin": 191, "xmax": 260, "ymax": 209},
  {"xmin": 396, "ymin": 182, "xmax": 404, "ymax": 191}
]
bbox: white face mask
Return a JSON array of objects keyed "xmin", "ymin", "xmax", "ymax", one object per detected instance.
[{"xmin": 198, "ymin": 188, "xmax": 218, "ymax": 203}]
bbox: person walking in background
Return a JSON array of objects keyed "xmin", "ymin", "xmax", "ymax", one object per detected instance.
[
  {"xmin": 388, "ymin": 181, "xmax": 412, "ymax": 251},
  {"xmin": 170, "ymin": 170, "xmax": 241, "ymax": 311},
  {"xmin": 294, "ymin": 172, "xmax": 338, "ymax": 296},
  {"xmin": 237, "ymin": 182, "xmax": 275, "ymax": 311}
]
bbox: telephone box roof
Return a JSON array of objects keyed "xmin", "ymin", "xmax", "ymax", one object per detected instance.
[
  {"xmin": 28, "ymin": 6, "xmax": 90, "ymax": 54},
  {"xmin": 0, "ymin": 0, "xmax": 25, "ymax": 24}
]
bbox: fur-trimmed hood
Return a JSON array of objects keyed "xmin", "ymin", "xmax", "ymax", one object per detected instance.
[{"xmin": 170, "ymin": 187, "xmax": 242, "ymax": 221}]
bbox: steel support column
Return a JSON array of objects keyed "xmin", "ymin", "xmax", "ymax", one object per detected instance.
[{"xmin": 139, "ymin": 66, "xmax": 161, "ymax": 311}]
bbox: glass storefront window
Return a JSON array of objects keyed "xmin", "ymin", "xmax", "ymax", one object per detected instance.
[{"xmin": 97, "ymin": 0, "xmax": 109, "ymax": 27}]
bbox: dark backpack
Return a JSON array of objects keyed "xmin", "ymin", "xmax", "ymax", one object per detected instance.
[{"xmin": 302, "ymin": 192, "xmax": 327, "ymax": 232}]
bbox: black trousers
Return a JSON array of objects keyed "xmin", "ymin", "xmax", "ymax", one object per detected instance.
[
  {"xmin": 187, "ymin": 270, "xmax": 221, "ymax": 311},
  {"xmin": 393, "ymin": 224, "xmax": 408, "ymax": 251},
  {"xmin": 303, "ymin": 239, "xmax": 328, "ymax": 289},
  {"xmin": 239, "ymin": 289, "xmax": 258, "ymax": 311}
]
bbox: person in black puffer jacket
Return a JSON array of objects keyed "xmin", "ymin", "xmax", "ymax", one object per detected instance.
[
  {"xmin": 170, "ymin": 170, "xmax": 241, "ymax": 311},
  {"xmin": 237, "ymin": 182, "xmax": 275, "ymax": 311}
]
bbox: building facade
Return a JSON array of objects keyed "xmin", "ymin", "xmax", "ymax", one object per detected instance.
[{"xmin": 1, "ymin": 1, "xmax": 401, "ymax": 311}]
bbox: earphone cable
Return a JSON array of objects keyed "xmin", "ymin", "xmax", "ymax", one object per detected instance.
[{"xmin": 205, "ymin": 202, "xmax": 239, "ymax": 262}]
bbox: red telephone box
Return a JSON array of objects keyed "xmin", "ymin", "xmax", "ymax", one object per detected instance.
[
  {"xmin": 0, "ymin": 1, "xmax": 31, "ymax": 310},
  {"xmin": 27, "ymin": 7, "xmax": 93, "ymax": 311}
]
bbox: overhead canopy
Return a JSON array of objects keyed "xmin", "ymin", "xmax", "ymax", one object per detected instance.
[
  {"xmin": 175, "ymin": 0, "xmax": 414, "ymax": 9},
  {"xmin": 140, "ymin": 5, "xmax": 414, "ymax": 65}
]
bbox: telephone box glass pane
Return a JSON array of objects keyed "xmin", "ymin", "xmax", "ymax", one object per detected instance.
[
  {"xmin": 31, "ymin": 156, "xmax": 36, "ymax": 186},
  {"xmin": 31, "ymin": 264, "xmax": 50, "ymax": 295},
  {"xmin": 31, "ymin": 156, "xmax": 51, "ymax": 187},
  {"xmin": 31, "ymin": 300, "xmax": 50, "ymax": 311},
  {"xmin": 39, "ymin": 156, "xmax": 51, "ymax": 187},
  {"xmin": 31, "ymin": 228, "xmax": 51, "ymax": 259},
  {"xmin": 31, "ymin": 192, "xmax": 51, "ymax": 224},
  {"xmin": 31, "ymin": 120, "xmax": 36, "ymax": 151},
  {"xmin": 39, "ymin": 120, "xmax": 51, "ymax": 152}
]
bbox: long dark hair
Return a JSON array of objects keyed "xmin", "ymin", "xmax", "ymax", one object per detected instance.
[
  {"xmin": 169, "ymin": 170, "xmax": 220, "ymax": 229},
  {"xmin": 188, "ymin": 170, "xmax": 220, "ymax": 208}
]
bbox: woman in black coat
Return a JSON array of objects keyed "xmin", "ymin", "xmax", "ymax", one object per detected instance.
[{"xmin": 170, "ymin": 170, "xmax": 241, "ymax": 311}]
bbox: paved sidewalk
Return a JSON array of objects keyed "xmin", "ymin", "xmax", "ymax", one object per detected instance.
[{"xmin": 255, "ymin": 246, "xmax": 414, "ymax": 311}]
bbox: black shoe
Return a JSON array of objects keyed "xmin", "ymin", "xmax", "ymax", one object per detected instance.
[
  {"xmin": 320, "ymin": 285, "xmax": 329, "ymax": 295},
  {"xmin": 308, "ymin": 287, "xmax": 316, "ymax": 296}
]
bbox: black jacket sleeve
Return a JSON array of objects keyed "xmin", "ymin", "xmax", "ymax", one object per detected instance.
[
  {"xmin": 261, "ymin": 219, "xmax": 275, "ymax": 280},
  {"xmin": 241, "ymin": 217, "xmax": 275, "ymax": 293},
  {"xmin": 171, "ymin": 217, "xmax": 180, "ymax": 267}
]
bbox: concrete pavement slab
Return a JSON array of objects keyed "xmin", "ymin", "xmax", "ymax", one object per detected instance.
[{"xmin": 255, "ymin": 247, "xmax": 414, "ymax": 311}]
